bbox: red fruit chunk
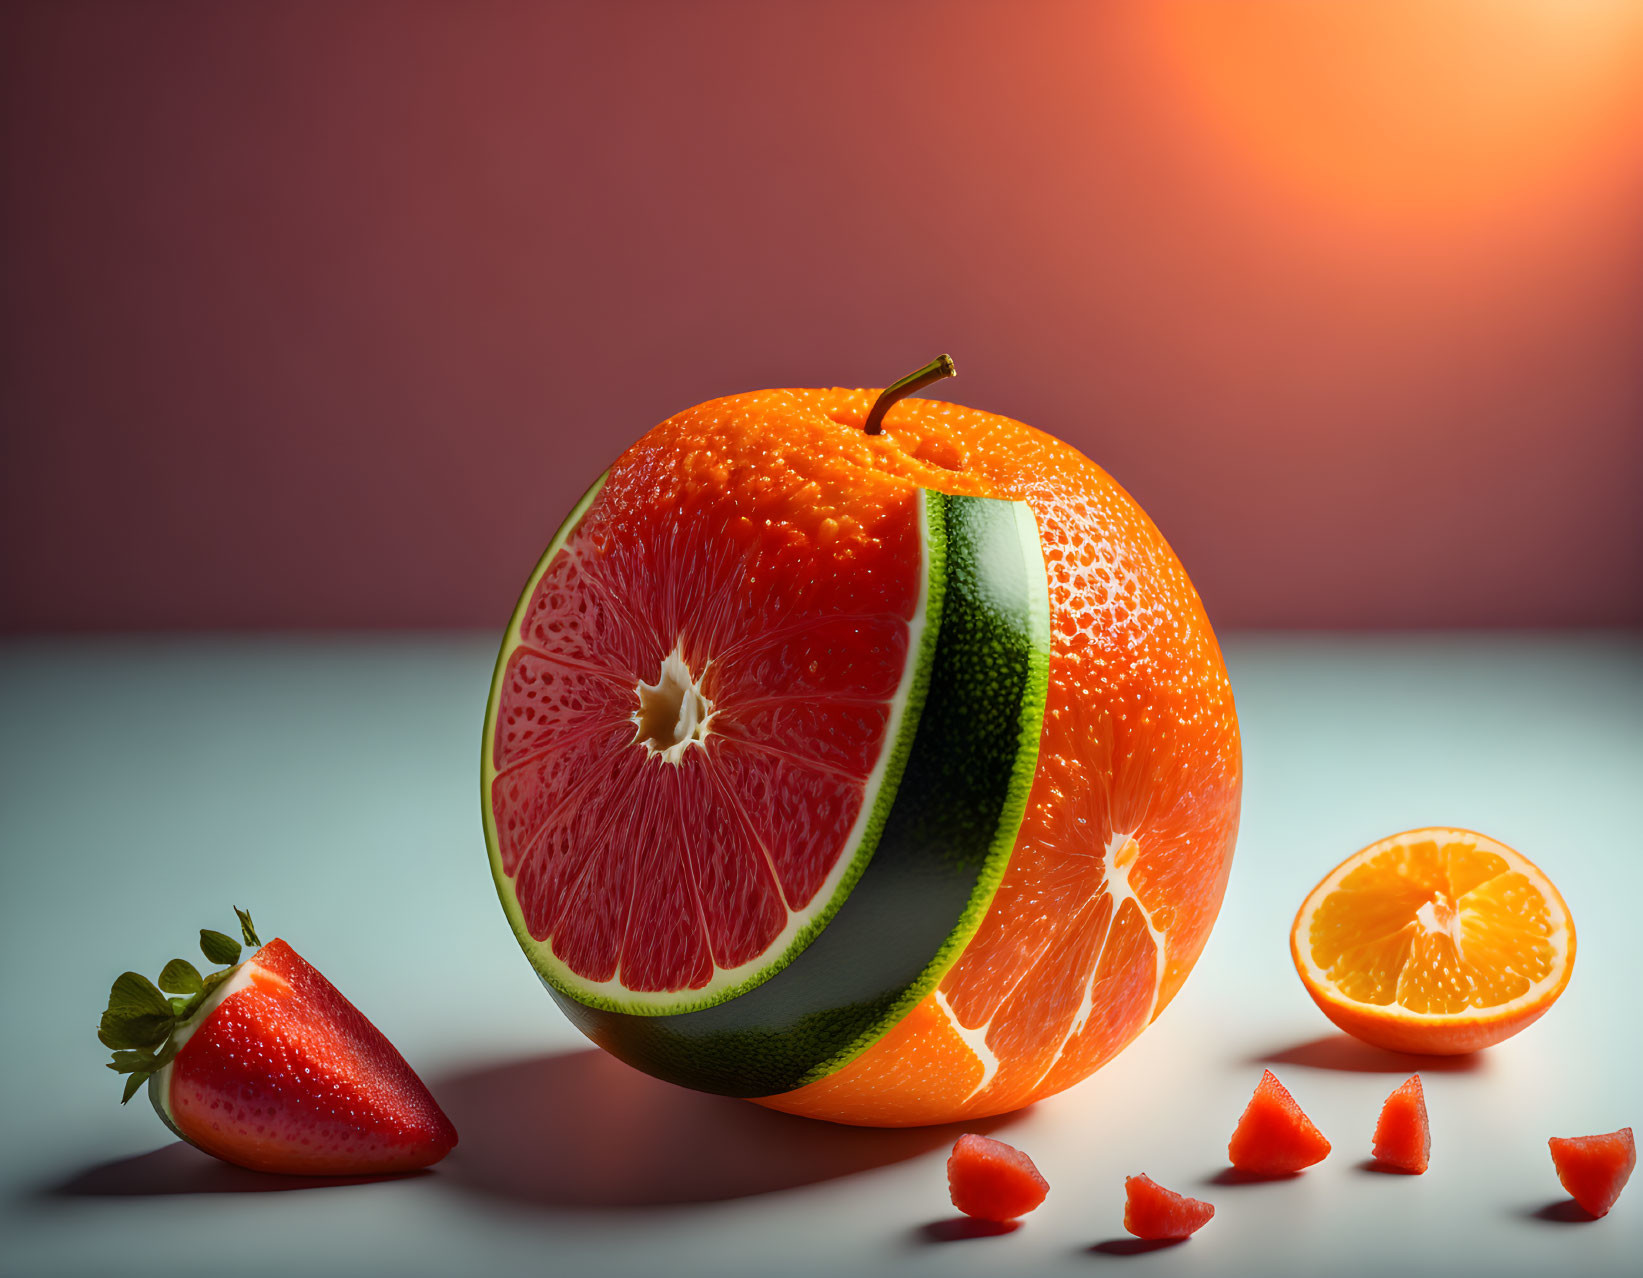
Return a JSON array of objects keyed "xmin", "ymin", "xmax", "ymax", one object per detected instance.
[
  {"xmin": 1372, "ymin": 1075, "xmax": 1430, "ymax": 1174},
  {"xmin": 1548, "ymin": 1128, "xmax": 1635, "ymax": 1218},
  {"xmin": 164, "ymin": 939, "xmax": 458, "ymax": 1175},
  {"xmin": 1227, "ymin": 1069, "xmax": 1331, "ymax": 1174},
  {"xmin": 1123, "ymin": 1174, "xmax": 1215, "ymax": 1240},
  {"xmin": 947, "ymin": 1133, "xmax": 1049, "ymax": 1222}
]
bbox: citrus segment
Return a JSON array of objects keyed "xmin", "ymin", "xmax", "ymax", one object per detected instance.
[{"xmin": 1291, "ymin": 828, "xmax": 1575, "ymax": 1054}]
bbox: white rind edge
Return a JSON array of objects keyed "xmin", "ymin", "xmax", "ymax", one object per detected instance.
[{"xmin": 147, "ymin": 959, "xmax": 261, "ymax": 1133}]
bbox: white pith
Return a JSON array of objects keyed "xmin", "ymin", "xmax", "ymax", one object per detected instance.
[
  {"xmin": 1039, "ymin": 833, "xmax": 1168, "ymax": 1075},
  {"xmin": 631, "ymin": 643, "xmax": 714, "ymax": 764},
  {"xmin": 1294, "ymin": 827, "xmax": 1574, "ymax": 1022},
  {"xmin": 486, "ymin": 488, "xmax": 940, "ymax": 1013},
  {"xmin": 933, "ymin": 989, "xmax": 1001, "ymax": 1094},
  {"xmin": 1414, "ymin": 895, "xmax": 1458, "ymax": 939},
  {"xmin": 148, "ymin": 959, "xmax": 262, "ymax": 1125}
]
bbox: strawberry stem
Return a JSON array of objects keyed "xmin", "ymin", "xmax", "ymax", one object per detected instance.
[
  {"xmin": 863, "ymin": 354, "xmax": 957, "ymax": 436},
  {"xmin": 235, "ymin": 906, "xmax": 262, "ymax": 949}
]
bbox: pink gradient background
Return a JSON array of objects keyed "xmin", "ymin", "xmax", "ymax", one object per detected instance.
[{"xmin": 3, "ymin": 1, "xmax": 1641, "ymax": 631}]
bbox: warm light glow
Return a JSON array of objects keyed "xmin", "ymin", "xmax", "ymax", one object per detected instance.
[{"xmin": 1144, "ymin": 0, "xmax": 1643, "ymax": 230}]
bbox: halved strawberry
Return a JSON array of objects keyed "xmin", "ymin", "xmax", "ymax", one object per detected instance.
[
  {"xmin": 1548, "ymin": 1128, "xmax": 1634, "ymax": 1218},
  {"xmin": 99, "ymin": 908, "xmax": 456, "ymax": 1175},
  {"xmin": 1227, "ymin": 1069, "xmax": 1331, "ymax": 1174}
]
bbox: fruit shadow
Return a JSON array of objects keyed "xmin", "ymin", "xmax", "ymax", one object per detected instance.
[
  {"xmin": 1088, "ymin": 1238, "xmax": 1187, "ymax": 1256},
  {"xmin": 917, "ymin": 1217, "xmax": 1019, "ymax": 1242},
  {"xmin": 1250, "ymin": 1033, "xmax": 1484, "ymax": 1075},
  {"xmin": 1204, "ymin": 1167, "xmax": 1302, "ymax": 1187},
  {"xmin": 1355, "ymin": 1157, "xmax": 1418, "ymax": 1176},
  {"xmin": 1517, "ymin": 1199, "xmax": 1597, "ymax": 1224},
  {"xmin": 40, "ymin": 1142, "xmax": 427, "ymax": 1197},
  {"xmin": 434, "ymin": 1048, "xmax": 1018, "ymax": 1210}
]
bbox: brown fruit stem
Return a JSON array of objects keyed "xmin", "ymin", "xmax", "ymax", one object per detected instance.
[{"xmin": 862, "ymin": 354, "xmax": 957, "ymax": 436}]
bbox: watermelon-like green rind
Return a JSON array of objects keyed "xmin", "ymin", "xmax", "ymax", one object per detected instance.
[
  {"xmin": 810, "ymin": 495, "xmax": 1051, "ymax": 1073},
  {"xmin": 552, "ymin": 492, "xmax": 1051, "ymax": 1096},
  {"xmin": 483, "ymin": 481, "xmax": 947, "ymax": 1017}
]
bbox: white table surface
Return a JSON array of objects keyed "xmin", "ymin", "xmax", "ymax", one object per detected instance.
[{"xmin": 2, "ymin": 633, "xmax": 1638, "ymax": 1276}]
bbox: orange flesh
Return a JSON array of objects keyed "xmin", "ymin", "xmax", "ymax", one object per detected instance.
[{"xmin": 1306, "ymin": 835, "xmax": 1558, "ymax": 1014}]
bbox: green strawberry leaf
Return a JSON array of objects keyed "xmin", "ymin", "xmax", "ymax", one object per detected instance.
[
  {"xmin": 200, "ymin": 930, "xmax": 241, "ymax": 966},
  {"xmin": 234, "ymin": 906, "xmax": 261, "ymax": 949},
  {"xmin": 98, "ymin": 1014, "xmax": 173, "ymax": 1051},
  {"xmin": 167, "ymin": 995, "xmax": 202, "ymax": 1020},
  {"xmin": 121, "ymin": 1071, "xmax": 148, "ymax": 1104},
  {"xmin": 107, "ymin": 1048, "xmax": 157, "ymax": 1074},
  {"xmin": 158, "ymin": 958, "xmax": 204, "ymax": 996},
  {"xmin": 106, "ymin": 971, "xmax": 171, "ymax": 1020},
  {"xmin": 98, "ymin": 972, "xmax": 175, "ymax": 1051}
]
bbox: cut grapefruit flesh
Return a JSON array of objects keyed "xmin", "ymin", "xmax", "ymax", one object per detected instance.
[
  {"xmin": 1549, "ymin": 1128, "xmax": 1635, "ymax": 1218},
  {"xmin": 1371, "ymin": 1074, "xmax": 1430, "ymax": 1173},
  {"xmin": 485, "ymin": 476, "xmax": 939, "ymax": 1012},
  {"xmin": 947, "ymin": 1133, "xmax": 1049, "ymax": 1221},
  {"xmin": 1123, "ymin": 1174, "xmax": 1214, "ymax": 1240},
  {"xmin": 1227, "ymin": 1069, "xmax": 1332, "ymax": 1174},
  {"xmin": 1291, "ymin": 828, "xmax": 1575, "ymax": 1055}
]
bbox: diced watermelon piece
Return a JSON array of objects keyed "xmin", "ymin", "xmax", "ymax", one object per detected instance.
[
  {"xmin": 947, "ymin": 1133, "xmax": 1049, "ymax": 1222},
  {"xmin": 1372, "ymin": 1074, "xmax": 1430, "ymax": 1174},
  {"xmin": 1123, "ymin": 1174, "xmax": 1215, "ymax": 1240},
  {"xmin": 1227, "ymin": 1069, "xmax": 1332, "ymax": 1174},
  {"xmin": 1548, "ymin": 1128, "xmax": 1635, "ymax": 1218}
]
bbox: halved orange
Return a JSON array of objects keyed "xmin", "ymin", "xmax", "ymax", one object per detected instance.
[{"xmin": 1291, "ymin": 828, "xmax": 1575, "ymax": 1055}]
